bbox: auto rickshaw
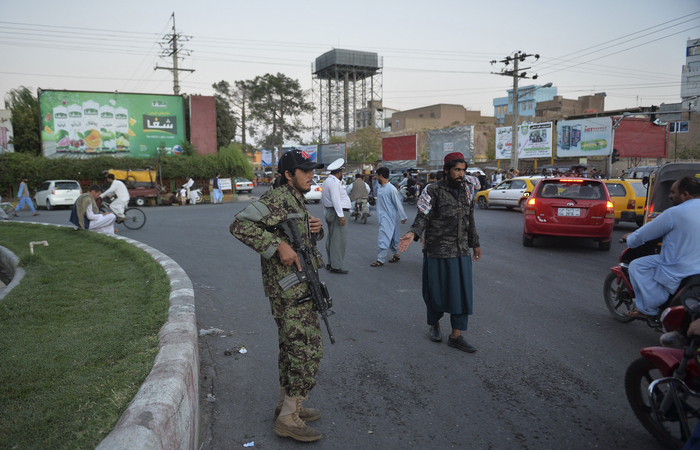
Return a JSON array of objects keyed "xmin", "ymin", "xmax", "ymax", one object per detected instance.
[{"xmin": 642, "ymin": 162, "xmax": 700, "ymax": 225}]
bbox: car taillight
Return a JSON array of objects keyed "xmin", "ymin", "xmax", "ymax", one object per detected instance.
[
  {"xmin": 605, "ymin": 201, "xmax": 615, "ymax": 218},
  {"xmin": 525, "ymin": 198, "xmax": 536, "ymax": 215},
  {"xmin": 51, "ymin": 188, "xmax": 56, "ymax": 195},
  {"xmin": 660, "ymin": 306, "xmax": 685, "ymax": 332},
  {"xmin": 626, "ymin": 199, "xmax": 635, "ymax": 210}
]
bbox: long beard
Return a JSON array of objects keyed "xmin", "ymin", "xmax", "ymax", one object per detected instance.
[
  {"xmin": 292, "ymin": 178, "xmax": 311, "ymax": 194},
  {"xmin": 446, "ymin": 175, "xmax": 462, "ymax": 188}
]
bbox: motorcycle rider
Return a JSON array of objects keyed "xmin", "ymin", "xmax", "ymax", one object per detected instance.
[
  {"xmin": 623, "ymin": 176, "xmax": 700, "ymax": 318},
  {"xmin": 348, "ymin": 174, "xmax": 369, "ymax": 216}
]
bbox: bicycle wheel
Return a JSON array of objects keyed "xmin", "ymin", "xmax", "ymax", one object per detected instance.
[
  {"xmin": 122, "ymin": 207, "xmax": 146, "ymax": 230},
  {"xmin": 1, "ymin": 203, "xmax": 16, "ymax": 220},
  {"xmin": 125, "ymin": 176, "xmax": 137, "ymax": 189}
]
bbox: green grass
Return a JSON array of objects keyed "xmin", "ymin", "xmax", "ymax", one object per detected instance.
[{"xmin": 0, "ymin": 223, "xmax": 170, "ymax": 449}]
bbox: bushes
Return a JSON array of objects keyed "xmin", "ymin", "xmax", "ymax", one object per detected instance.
[{"xmin": 0, "ymin": 146, "xmax": 253, "ymax": 196}]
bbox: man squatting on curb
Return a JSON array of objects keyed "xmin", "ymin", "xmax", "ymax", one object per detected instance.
[{"xmin": 230, "ymin": 150, "xmax": 327, "ymax": 442}]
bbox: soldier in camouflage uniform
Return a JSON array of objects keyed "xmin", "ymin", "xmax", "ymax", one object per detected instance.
[
  {"xmin": 230, "ymin": 150, "xmax": 326, "ymax": 442},
  {"xmin": 398, "ymin": 152, "xmax": 483, "ymax": 354}
]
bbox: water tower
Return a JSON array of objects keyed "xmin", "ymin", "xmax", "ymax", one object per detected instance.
[{"xmin": 312, "ymin": 49, "xmax": 383, "ymax": 143}]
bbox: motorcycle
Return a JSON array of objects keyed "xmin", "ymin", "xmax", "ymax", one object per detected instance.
[
  {"xmin": 625, "ymin": 281, "xmax": 700, "ymax": 449},
  {"xmin": 188, "ymin": 188, "xmax": 204, "ymax": 204},
  {"xmin": 351, "ymin": 197, "xmax": 370, "ymax": 224},
  {"xmin": 399, "ymin": 185, "xmax": 417, "ymax": 205}
]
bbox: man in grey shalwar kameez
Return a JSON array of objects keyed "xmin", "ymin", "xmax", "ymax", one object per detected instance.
[
  {"xmin": 371, "ymin": 167, "xmax": 407, "ymax": 267},
  {"xmin": 398, "ymin": 152, "xmax": 482, "ymax": 353}
]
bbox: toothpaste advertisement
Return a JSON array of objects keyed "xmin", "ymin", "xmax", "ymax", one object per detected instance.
[
  {"xmin": 556, "ymin": 118, "xmax": 612, "ymax": 157},
  {"xmin": 495, "ymin": 122, "xmax": 553, "ymax": 159},
  {"xmin": 39, "ymin": 89, "xmax": 185, "ymax": 159}
]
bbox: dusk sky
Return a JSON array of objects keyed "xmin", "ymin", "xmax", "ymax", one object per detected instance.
[{"xmin": 1, "ymin": 0, "xmax": 698, "ymax": 143}]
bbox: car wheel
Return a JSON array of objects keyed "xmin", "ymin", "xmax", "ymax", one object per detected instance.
[
  {"xmin": 46, "ymin": 199, "xmax": 53, "ymax": 211},
  {"xmin": 599, "ymin": 240, "xmax": 612, "ymax": 251},
  {"xmin": 477, "ymin": 196, "xmax": 488, "ymax": 209},
  {"xmin": 519, "ymin": 199, "xmax": 527, "ymax": 213},
  {"xmin": 522, "ymin": 234, "xmax": 534, "ymax": 247},
  {"xmin": 134, "ymin": 197, "xmax": 146, "ymax": 207}
]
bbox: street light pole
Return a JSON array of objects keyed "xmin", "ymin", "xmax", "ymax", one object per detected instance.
[{"xmin": 511, "ymin": 55, "xmax": 520, "ymax": 172}]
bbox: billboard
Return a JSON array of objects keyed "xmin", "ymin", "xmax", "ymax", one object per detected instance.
[
  {"xmin": 0, "ymin": 110, "xmax": 14, "ymax": 154},
  {"xmin": 557, "ymin": 118, "xmax": 612, "ymax": 157},
  {"xmin": 38, "ymin": 89, "xmax": 185, "ymax": 159},
  {"xmin": 382, "ymin": 135, "xmax": 416, "ymax": 169},
  {"xmin": 427, "ymin": 126, "xmax": 474, "ymax": 165},
  {"xmin": 319, "ymin": 143, "xmax": 346, "ymax": 165},
  {"xmin": 496, "ymin": 122, "xmax": 553, "ymax": 160},
  {"xmin": 298, "ymin": 144, "xmax": 318, "ymax": 162},
  {"xmin": 189, "ymin": 95, "xmax": 217, "ymax": 155},
  {"xmin": 614, "ymin": 117, "xmax": 668, "ymax": 158}
]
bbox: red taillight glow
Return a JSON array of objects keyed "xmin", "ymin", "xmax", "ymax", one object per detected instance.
[
  {"xmin": 525, "ymin": 198, "xmax": 536, "ymax": 214},
  {"xmin": 560, "ymin": 179, "xmax": 584, "ymax": 183},
  {"xmin": 605, "ymin": 200, "xmax": 615, "ymax": 218},
  {"xmin": 660, "ymin": 306, "xmax": 685, "ymax": 332},
  {"xmin": 51, "ymin": 188, "xmax": 56, "ymax": 195},
  {"xmin": 607, "ymin": 201, "xmax": 614, "ymax": 209}
]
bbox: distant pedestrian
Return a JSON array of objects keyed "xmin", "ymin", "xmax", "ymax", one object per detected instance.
[
  {"xmin": 212, "ymin": 173, "xmax": 223, "ymax": 204},
  {"xmin": 321, "ymin": 158, "xmax": 351, "ymax": 274},
  {"xmin": 15, "ymin": 176, "xmax": 39, "ymax": 216},
  {"xmin": 184, "ymin": 177, "xmax": 195, "ymax": 205},
  {"xmin": 371, "ymin": 167, "xmax": 407, "ymax": 267},
  {"xmin": 180, "ymin": 187, "xmax": 187, "ymax": 205}
]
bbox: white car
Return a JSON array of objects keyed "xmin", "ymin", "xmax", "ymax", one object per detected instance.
[
  {"xmin": 234, "ymin": 177, "xmax": 254, "ymax": 193},
  {"xmin": 34, "ymin": 180, "xmax": 82, "ymax": 210},
  {"xmin": 304, "ymin": 182, "xmax": 322, "ymax": 203}
]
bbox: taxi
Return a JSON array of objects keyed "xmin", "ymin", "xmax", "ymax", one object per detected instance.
[
  {"xmin": 602, "ymin": 178, "xmax": 646, "ymax": 226},
  {"xmin": 476, "ymin": 176, "xmax": 542, "ymax": 213}
]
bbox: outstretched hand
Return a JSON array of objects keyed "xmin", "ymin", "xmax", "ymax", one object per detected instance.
[{"xmin": 398, "ymin": 232, "xmax": 416, "ymax": 253}]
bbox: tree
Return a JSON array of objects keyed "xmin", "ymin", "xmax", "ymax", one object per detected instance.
[
  {"xmin": 4, "ymin": 87, "xmax": 41, "ymax": 155},
  {"xmin": 233, "ymin": 80, "xmax": 254, "ymax": 147},
  {"xmin": 248, "ymin": 73, "xmax": 313, "ymax": 151},
  {"xmin": 347, "ymin": 127, "xmax": 381, "ymax": 163},
  {"xmin": 212, "ymin": 81, "xmax": 238, "ymax": 150}
]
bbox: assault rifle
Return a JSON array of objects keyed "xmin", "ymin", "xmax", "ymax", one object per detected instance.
[{"xmin": 277, "ymin": 215, "xmax": 336, "ymax": 344}]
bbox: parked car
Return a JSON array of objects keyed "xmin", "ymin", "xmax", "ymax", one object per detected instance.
[
  {"xmin": 476, "ymin": 176, "xmax": 543, "ymax": 212},
  {"xmin": 602, "ymin": 178, "xmax": 647, "ymax": 226},
  {"xmin": 234, "ymin": 177, "xmax": 254, "ymax": 193},
  {"xmin": 523, "ymin": 177, "xmax": 615, "ymax": 251},
  {"xmin": 34, "ymin": 180, "xmax": 81, "ymax": 210},
  {"xmin": 304, "ymin": 182, "xmax": 322, "ymax": 203}
]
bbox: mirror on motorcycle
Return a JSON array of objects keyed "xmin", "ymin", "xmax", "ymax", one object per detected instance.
[{"xmin": 683, "ymin": 297, "xmax": 700, "ymax": 314}]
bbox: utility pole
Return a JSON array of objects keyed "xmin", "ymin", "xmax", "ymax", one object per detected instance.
[
  {"xmin": 155, "ymin": 13, "xmax": 194, "ymax": 95},
  {"xmin": 491, "ymin": 52, "xmax": 541, "ymax": 171}
]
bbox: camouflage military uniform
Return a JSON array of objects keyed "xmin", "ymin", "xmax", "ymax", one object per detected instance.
[{"xmin": 230, "ymin": 183, "xmax": 325, "ymax": 398}]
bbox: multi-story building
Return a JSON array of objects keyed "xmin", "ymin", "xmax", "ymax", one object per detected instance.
[
  {"xmin": 492, "ymin": 84, "xmax": 558, "ymax": 125},
  {"xmin": 535, "ymin": 93, "xmax": 606, "ymax": 119},
  {"xmin": 681, "ymin": 37, "xmax": 700, "ymax": 112},
  {"xmin": 390, "ymin": 103, "xmax": 495, "ymax": 132}
]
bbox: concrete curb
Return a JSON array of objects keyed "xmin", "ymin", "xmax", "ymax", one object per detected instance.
[
  {"xmin": 0, "ymin": 244, "xmax": 26, "ymax": 300},
  {"xmin": 0, "ymin": 222, "xmax": 199, "ymax": 449}
]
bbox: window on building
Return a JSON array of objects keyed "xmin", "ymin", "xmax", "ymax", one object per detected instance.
[
  {"xmin": 496, "ymin": 106, "xmax": 500, "ymax": 115},
  {"xmin": 430, "ymin": 112, "xmax": 435, "ymax": 118},
  {"xmin": 529, "ymin": 101, "xmax": 533, "ymax": 110},
  {"xmin": 522, "ymin": 103, "xmax": 526, "ymax": 111},
  {"xmin": 395, "ymin": 120, "xmax": 399, "ymax": 128}
]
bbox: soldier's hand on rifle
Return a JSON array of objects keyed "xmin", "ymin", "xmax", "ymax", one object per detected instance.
[
  {"xmin": 277, "ymin": 241, "xmax": 302, "ymax": 271},
  {"xmin": 309, "ymin": 216, "xmax": 322, "ymax": 234}
]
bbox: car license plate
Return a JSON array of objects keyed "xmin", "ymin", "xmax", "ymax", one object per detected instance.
[{"xmin": 558, "ymin": 208, "xmax": 580, "ymax": 217}]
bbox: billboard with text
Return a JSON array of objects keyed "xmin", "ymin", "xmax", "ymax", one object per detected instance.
[
  {"xmin": 38, "ymin": 89, "xmax": 185, "ymax": 159},
  {"xmin": 495, "ymin": 122, "xmax": 553, "ymax": 160},
  {"xmin": 556, "ymin": 118, "xmax": 612, "ymax": 158}
]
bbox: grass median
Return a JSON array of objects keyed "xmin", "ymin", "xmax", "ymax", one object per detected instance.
[{"xmin": 0, "ymin": 223, "xmax": 170, "ymax": 449}]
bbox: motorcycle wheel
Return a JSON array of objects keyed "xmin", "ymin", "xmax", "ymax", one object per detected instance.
[
  {"xmin": 603, "ymin": 272, "xmax": 635, "ymax": 323},
  {"xmin": 625, "ymin": 357, "xmax": 697, "ymax": 449},
  {"xmin": 362, "ymin": 213, "xmax": 367, "ymax": 224}
]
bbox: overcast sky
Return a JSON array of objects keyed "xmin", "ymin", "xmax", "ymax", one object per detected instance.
[{"xmin": 1, "ymin": 0, "xmax": 698, "ymax": 142}]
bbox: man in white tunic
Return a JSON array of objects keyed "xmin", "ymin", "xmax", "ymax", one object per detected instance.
[
  {"xmin": 321, "ymin": 159, "xmax": 351, "ymax": 274},
  {"xmin": 184, "ymin": 177, "xmax": 195, "ymax": 205},
  {"xmin": 71, "ymin": 185, "xmax": 117, "ymax": 234},
  {"xmin": 624, "ymin": 176, "xmax": 700, "ymax": 318},
  {"xmin": 100, "ymin": 174, "xmax": 129, "ymax": 220},
  {"xmin": 371, "ymin": 167, "xmax": 407, "ymax": 266}
]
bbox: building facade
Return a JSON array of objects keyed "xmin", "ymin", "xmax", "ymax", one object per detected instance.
[
  {"xmin": 492, "ymin": 84, "xmax": 558, "ymax": 124},
  {"xmin": 681, "ymin": 37, "xmax": 700, "ymax": 112}
]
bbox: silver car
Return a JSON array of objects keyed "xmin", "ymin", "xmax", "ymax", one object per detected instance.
[{"xmin": 34, "ymin": 180, "xmax": 82, "ymax": 210}]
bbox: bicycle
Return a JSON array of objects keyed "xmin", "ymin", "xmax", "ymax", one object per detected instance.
[
  {"xmin": 0, "ymin": 202, "xmax": 16, "ymax": 220},
  {"xmin": 99, "ymin": 197, "xmax": 146, "ymax": 230}
]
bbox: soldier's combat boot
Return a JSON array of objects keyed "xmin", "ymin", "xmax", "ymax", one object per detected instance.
[
  {"xmin": 273, "ymin": 395, "xmax": 322, "ymax": 442},
  {"xmin": 274, "ymin": 388, "xmax": 320, "ymax": 422}
]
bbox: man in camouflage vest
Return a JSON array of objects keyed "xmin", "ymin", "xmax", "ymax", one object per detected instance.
[{"xmin": 230, "ymin": 150, "xmax": 326, "ymax": 442}]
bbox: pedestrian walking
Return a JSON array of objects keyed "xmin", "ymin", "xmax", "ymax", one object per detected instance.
[
  {"xmin": 229, "ymin": 149, "xmax": 326, "ymax": 442},
  {"xmin": 179, "ymin": 187, "xmax": 187, "ymax": 206},
  {"xmin": 371, "ymin": 167, "xmax": 407, "ymax": 267},
  {"xmin": 398, "ymin": 152, "xmax": 482, "ymax": 353},
  {"xmin": 321, "ymin": 158, "xmax": 351, "ymax": 274},
  {"xmin": 14, "ymin": 176, "xmax": 39, "ymax": 216},
  {"xmin": 212, "ymin": 173, "xmax": 223, "ymax": 204}
]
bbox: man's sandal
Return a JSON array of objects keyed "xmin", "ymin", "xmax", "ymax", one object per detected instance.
[
  {"xmin": 388, "ymin": 254, "xmax": 400, "ymax": 263},
  {"xmin": 370, "ymin": 261, "xmax": 384, "ymax": 267}
]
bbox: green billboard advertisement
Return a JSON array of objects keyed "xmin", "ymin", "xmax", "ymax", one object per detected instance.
[{"xmin": 38, "ymin": 89, "xmax": 185, "ymax": 159}]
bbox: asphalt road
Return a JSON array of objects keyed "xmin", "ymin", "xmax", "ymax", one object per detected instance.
[{"xmin": 12, "ymin": 189, "xmax": 665, "ymax": 449}]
